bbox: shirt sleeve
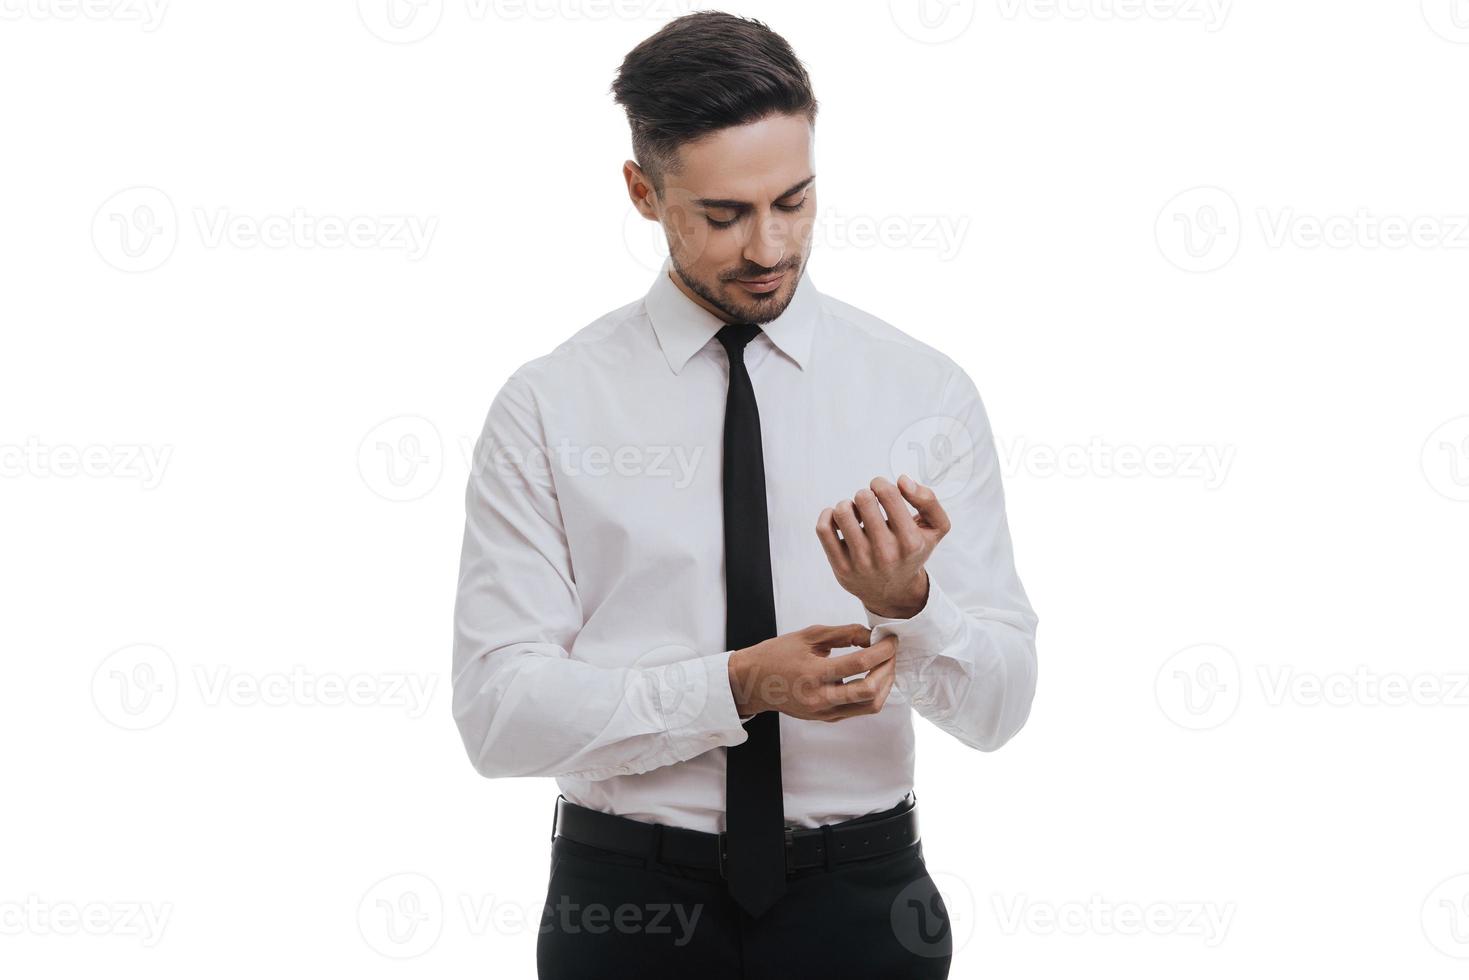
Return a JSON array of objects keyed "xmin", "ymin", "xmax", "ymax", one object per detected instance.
[
  {"xmin": 865, "ymin": 365, "xmax": 1039, "ymax": 751},
  {"xmin": 451, "ymin": 371, "xmax": 749, "ymax": 781}
]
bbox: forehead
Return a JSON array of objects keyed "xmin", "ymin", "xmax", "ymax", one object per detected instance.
[{"xmin": 668, "ymin": 113, "xmax": 814, "ymax": 202}]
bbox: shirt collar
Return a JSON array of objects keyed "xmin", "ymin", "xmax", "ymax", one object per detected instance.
[{"xmin": 644, "ymin": 255, "xmax": 819, "ymax": 375}]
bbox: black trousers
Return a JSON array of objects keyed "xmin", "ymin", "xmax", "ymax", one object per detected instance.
[{"xmin": 536, "ymin": 801, "xmax": 953, "ymax": 979}]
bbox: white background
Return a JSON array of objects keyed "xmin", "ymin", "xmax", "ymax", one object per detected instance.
[{"xmin": 3, "ymin": 0, "xmax": 1468, "ymax": 976}]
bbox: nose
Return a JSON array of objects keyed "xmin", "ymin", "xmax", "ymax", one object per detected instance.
[{"xmin": 742, "ymin": 211, "xmax": 789, "ymax": 272}]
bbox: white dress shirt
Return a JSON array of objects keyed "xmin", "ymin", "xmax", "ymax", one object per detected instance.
[{"xmin": 451, "ymin": 256, "xmax": 1038, "ymax": 832}]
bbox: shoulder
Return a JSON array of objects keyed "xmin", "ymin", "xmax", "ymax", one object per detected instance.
[
  {"xmin": 818, "ymin": 291, "xmax": 972, "ymax": 398},
  {"xmin": 498, "ymin": 297, "xmax": 651, "ymax": 401}
]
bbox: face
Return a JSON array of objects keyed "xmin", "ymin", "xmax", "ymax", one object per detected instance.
[{"xmin": 626, "ymin": 112, "xmax": 816, "ymax": 325}]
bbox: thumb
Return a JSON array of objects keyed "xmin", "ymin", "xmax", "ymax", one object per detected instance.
[
  {"xmin": 808, "ymin": 623, "xmax": 873, "ymax": 653},
  {"xmin": 898, "ymin": 474, "xmax": 951, "ymax": 536}
]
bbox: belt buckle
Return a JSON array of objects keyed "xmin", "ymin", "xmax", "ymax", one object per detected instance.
[{"xmin": 717, "ymin": 827, "xmax": 796, "ymax": 878}]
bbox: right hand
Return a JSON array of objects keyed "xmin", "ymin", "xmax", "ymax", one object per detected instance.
[{"xmin": 727, "ymin": 624, "xmax": 898, "ymax": 723}]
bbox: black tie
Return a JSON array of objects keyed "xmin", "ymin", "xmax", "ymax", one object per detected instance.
[{"xmin": 716, "ymin": 322, "xmax": 787, "ymax": 918}]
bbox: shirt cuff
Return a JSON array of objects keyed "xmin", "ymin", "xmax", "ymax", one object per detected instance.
[
  {"xmin": 654, "ymin": 650, "xmax": 750, "ymax": 756},
  {"xmin": 866, "ymin": 572, "xmax": 965, "ymax": 659}
]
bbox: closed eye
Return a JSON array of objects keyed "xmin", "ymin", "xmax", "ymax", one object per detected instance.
[{"xmin": 707, "ymin": 196, "xmax": 809, "ymax": 230}]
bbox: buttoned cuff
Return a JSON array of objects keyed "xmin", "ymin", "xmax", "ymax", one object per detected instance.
[
  {"xmin": 867, "ymin": 573, "xmax": 965, "ymax": 659},
  {"xmin": 655, "ymin": 650, "xmax": 749, "ymax": 757},
  {"xmin": 863, "ymin": 575, "xmax": 969, "ymax": 696}
]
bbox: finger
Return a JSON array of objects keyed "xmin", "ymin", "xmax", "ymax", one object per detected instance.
[
  {"xmin": 898, "ymin": 474, "xmax": 952, "ymax": 537},
  {"xmin": 814, "ymin": 507, "xmax": 852, "ymax": 575},
  {"xmin": 832, "ymin": 498, "xmax": 870, "ymax": 565},
  {"xmin": 842, "ymin": 653, "xmax": 896, "ymax": 699},
  {"xmin": 805, "ymin": 623, "xmax": 873, "ymax": 652},
  {"xmin": 852, "ymin": 487, "xmax": 898, "ymax": 561},
  {"xmin": 862, "ymin": 655, "xmax": 897, "ymax": 706},
  {"xmin": 818, "ymin": 703, "xmax": 876, "ymax": 722},
  {"xmin": 822, "ymin": 635, "xmax": 897, "ymax": 680},
  {"xmin": 870, "ymin": 477, "xmax": 923, "ymax": 553},
  {"xmin": 817, "ymin": 657, "xmax": 897, "ymax": 714}
]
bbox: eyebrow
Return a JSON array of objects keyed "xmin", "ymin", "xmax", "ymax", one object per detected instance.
[{"xmin": 694, "ymin": 175, "xmax": 815, "ymax": 210}]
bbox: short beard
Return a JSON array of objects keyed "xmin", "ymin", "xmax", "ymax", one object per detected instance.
[{"xmin": 668, "ymin": 253, "xmax": 801, "ymax": 325}]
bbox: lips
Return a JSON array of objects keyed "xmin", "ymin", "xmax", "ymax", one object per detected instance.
[{"xmin": 736, "ymin": 271, "xmax": 785, "ymax": 293}]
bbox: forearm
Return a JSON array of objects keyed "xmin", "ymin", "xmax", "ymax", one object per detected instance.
[
  {"xmin": 451, "ymin": 642, "xmax": 749, "ymax": 780},
  {"xmin": 868, "ymin": 572, "xmax": 1038, "ymax": 750}
]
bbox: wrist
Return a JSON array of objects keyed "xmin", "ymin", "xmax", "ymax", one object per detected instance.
[
  {"xmin": 728, "ymin": 648, "xmax": 756, "ymax": 716},
  {"xmin": 865, "ymin": 572, "xmax": 930, "ymax": 620}
]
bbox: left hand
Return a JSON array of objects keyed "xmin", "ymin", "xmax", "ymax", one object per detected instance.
[{"xmin": 815, "ymin": 474, "xmax": 952, "ymax": 619}]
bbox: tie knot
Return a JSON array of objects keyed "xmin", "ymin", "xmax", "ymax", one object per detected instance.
[{"xmin": 716, "ymin": 322, "xmax": 762, "ymax": 357}]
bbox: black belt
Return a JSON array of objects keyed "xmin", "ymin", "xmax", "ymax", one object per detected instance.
[{"xmin": 550, "ymin": 794, "xmax": 920, "ymax": 877}]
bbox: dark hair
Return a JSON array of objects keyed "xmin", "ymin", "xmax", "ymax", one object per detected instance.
[{"xmin": 609, "ymin": 11, "xmax": 818, "ymax": 195}]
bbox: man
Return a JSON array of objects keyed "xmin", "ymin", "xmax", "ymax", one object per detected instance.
[{"xmin": 451, "ymin": 11, "xmax": 1038, "ymax": 978}]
